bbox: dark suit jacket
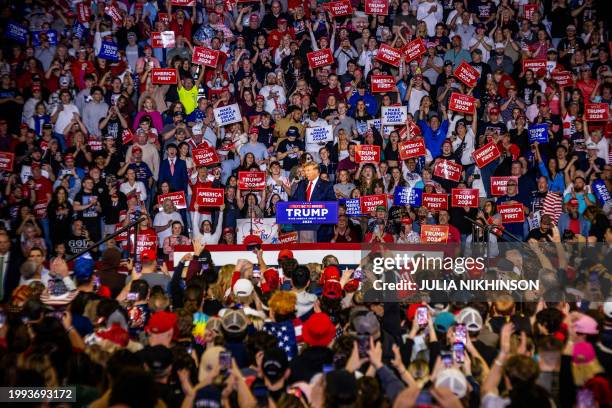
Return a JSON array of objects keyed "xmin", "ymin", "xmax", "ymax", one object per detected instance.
[
  {"xmin": 1, "ymin": 249, "xmax": 23, "ymax": 304},
  {"xmin": 290, "ymin": 178, "xmax": 337, "ymax": 240},
  {"xmin": 158, "ymin": 158, "xmax": 188, "ymax": 192}
]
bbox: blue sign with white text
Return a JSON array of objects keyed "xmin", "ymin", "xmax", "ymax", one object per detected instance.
[
  {"xmin": 32, "ymin": 30, "xmax": 58, "ymax": 46},
  {"xmin": 6, "ymin": 22, "xmax": 28, "ymax": 44},
  {"xmin": 342, "ymin": 198, "xmax": 365, "ymax": 216},
  {"xmin": 528, "ymin": 123, "xmax": 549, "ymax": 144},
  {"xmin": 98, "ymin": 41, "xmax": 119, "ymax": 61},
  {"xmin": 394, "ymin": 186, "xmax": 422, "ymax": 207},
  {"xmin": 276, "ymin": 201, "xmax": 339, "ymax": 224},
  {"xmin": 592, "ymin": 179, "xmax": 611, "ymax": 205}
]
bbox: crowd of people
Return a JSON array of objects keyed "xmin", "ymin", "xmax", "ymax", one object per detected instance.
[{"xmin": 0, "ymin": 0, "xmax": 611, "ymax": 406}]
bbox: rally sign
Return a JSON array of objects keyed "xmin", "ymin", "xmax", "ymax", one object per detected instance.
[
  {"xmin": 136, "ymin": 231, "xmax": 158, "ymax": 254},
  {"xmin": 77, "ymin": 2, "xmax": 92, "ymax": 24},
  {"xmin": 104, "ymin": 5, "xmax": 123, "ymax": 25},
  {"xmin": 402, "ymin": 38, "xmax": 426, "ymax": 62},
  {"xmin": 157, "ymin": 191, "xmax": 187, "ymax": 210},
  {"xmin": 237, "ymin": 218, "xmax": 278, "ymax": 244},
  {"xmin": 498, "ymin": 203, "xmax": 525, "ymax": 223},
  {"xmin": 151, "ymin": 31, "xmax": 175, "ymax": 48},
  {"xmin": 399, "ymin": 138, "xmax": 426, "ymax": 160},
  {"xmin": 592, "ymin": 179, "xmax": 611, "ymax": 205},
  {"xmin": 98, "ymin": 41, "xmax": 119, "ymax": 61},
  {"xmin": 278, "ymin": 231, "xmax": 299, "ymax": 244},
  {"xmin": 158, "ymin": 13, "xmax": 170, "ymax": 25},
  {"xmin": 376, "ymin": 44, "xmax": 402, "ymax": 67},
  {"xmin": 490, "ymin": 176, "xmax": 518, "ymax": 196},
  {"xmin": 422, "ymin": 193, "xmax": 448, "ymax": 211},
  {"xmin": 433, "ymin": 159, "xmax": 462, "ymax": 182},
  {"xmin": 552, "ymin": 71, "xmax": 574, "ymax": 88},
  {"xmin": 327, "ymin": 0, "xmax": 353, "ymax": 17},
  {"xmin": 355, "ymin": 145, "xmax": 381, "ymax": 163},
  {"xmin": 420, "ymin": 225, "xmax": 449, "ymax": 243},
  {"xmin": 305, "ymin": 125, "xmax": 333, "ymax": 144},
  {"xmin": 528, "ymin": 123, "xmax": 549, "ymax": 144},
  {"xmin": 453, "ymin": 61, "xmax": 480, "ymax": 88},
  {"xmin": 371, "ymin": 75, "xmax": 396, "ymax": 93},
  {"xmin": 451, "ymin": 188, "xmax": 479, "ymax": 208},
  {"xmin": 171, "ymin": 0, "xmax": 196, "ymax": 5},
  {"xmin": 276, "ymin": 202, "xmax": 339, "ymax": 224},
  {"xmin": 394, "ymin": 186, "xmax": 422, "ymax": 207},
  {"xmin": 122, "ymin": 128, "xmax": 134, "ymax": 144},
  {"xmin": 472, "ymin": 141, "xmax": 501, "ymax": 168},
  {"xmin": 238, "ymin": 171, "xmax": 266, "ymax": 190},
  {"xmin": 306, "ymin": 48, "xmax": 334, "ymax": 69},
  {"xmin": 523, "ymin": 3, "xmax": 537, "ymax": 20},
  {"xmin": 6, "ymin": 22, "xmax": 28, "ymax": 44},
  {"xmin": 381, "ymin": 105, "xmax": 408, "ymax": 125},
  {"xmin": 360, "ymin": 194, "xmax": 388, "ymax": 213},
  {"xmin": 195, "ymin": 187, "xmax": 224, "ymax": 207},
  {"xmin": 522, "ymin": 59, "xmax": 547, "ymax": 74},
  {"xmin": 0, "ymin": 152, "xmax": 15, "ymax": 172},
  {"xmin": 214, "ymin": 104, "xmax": 242, "ymax": 126},
  {"xmin": 343, "ymin": 198, "xmax": 366, "ymax": 216},
  {"xmin": 192, "ymin": 46, "xmax": 220, "ymax": 67},
  {"xmin": 151, "ymin": 68, "xmax": 178, "ymax": 84},
  {"xmin": 448, "ymin": 93, "xmax": 476, "ymax": 115},
  {"xmin": 365, "ymin": 0, "xmax": 389, "ymax": 15},
  {"xmin": 88, "ymin": 137, "xmax": 102, "ymax": 151},
  {"xmin": 32, "ymin": 30, "xmax": 58, "ymax": 46},
  {"xmin": 192, "ymin": 146, "xmax": 219, "ymax": 167},
  {"xmin": 584, "ymin": 103, "xmax": 609, "ymax": 122}
]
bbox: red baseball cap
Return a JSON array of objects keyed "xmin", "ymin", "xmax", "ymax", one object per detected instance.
[
  {"xmin": 278, "ymin": 249, "xmax": 294, "ymax": 260},
  {"xmin": 145, "ymin": 311, "xmax": 177, "ymax": 334},
  {"xmin": 243, "ymin": 235, "xmax": 263, "ymax": 246},
  {"xmin": 263, "ymin": 268, "xmax": 280, "ymax": 291},
  {"xmin": 249, "ymin": 127, "xmax": 259, "ymax": 134},
  {"xmin": 256, "ymin": 95, "xmax": 265, "ymax": 101},
  {"xmin": 141, "ymin": 249, "xmax": 157, "ymax": 263},
  {"xmin": 489, "ymin": 107, "xmax": 500, "ymax": 115},
  {"xmin": 322, "ymin": 280, "xmax": 342, "ymax": 299},
  {"xmin": 132, "ymin": 145, "xmax": 142, "ymax": 153},
  {"xmin": 319, "ymin": 265, "xmax": 340, "ymax": 284}
]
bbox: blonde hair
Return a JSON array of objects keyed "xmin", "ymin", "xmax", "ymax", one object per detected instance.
[
  {"xmin": 210, "ymin": 264, "xmax": 235, "ymax": 303},
  {"xmin": 198, "ymin": 346, "xmax": 225, "ymax": 382},
  {"xmin": 269, "ymin": 291, "xmax": 297, "ymax": 317}
]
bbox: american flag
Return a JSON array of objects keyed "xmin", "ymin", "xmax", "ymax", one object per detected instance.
[
  {"xmin": 264, "ymin": 320, "xmax": 298, "ymax": 360},
  {"xmin": 542, "ymin": 192, "xmax": 563, "ymax": 225}
]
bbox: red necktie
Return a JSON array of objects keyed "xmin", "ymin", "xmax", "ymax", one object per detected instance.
[
  {"xmin": 170, "ymin": 159, "xmax": 175, "ymax": 176},
  {"xmin": 306, "ymin": 181, "xmax": 313, "ymax": 201}
]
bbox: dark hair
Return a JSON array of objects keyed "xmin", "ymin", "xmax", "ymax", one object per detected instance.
[
  {"xmin": 130, "ymin": 279, "xmax": 150, "ymax": 301},
  {"xmin": 109, "ymin": 367, "xmax": 158, "ymax": 408},
  {"xmin": 291, "ymin": 266, "xmax": 311, "ymax": 289}
]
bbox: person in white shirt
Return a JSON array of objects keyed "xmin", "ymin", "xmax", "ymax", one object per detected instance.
[
  {"xmin": 153, "ymin": 199, "xmax": 183, "ymax": 249},
  {"xmin": 192, "ymin": 206, "xmax": 225, "ymax": 245},
  {"xmin": 406, "ymin": 75, "xmax": 430, "ymax": 116},
  {"xmin": 259, "ymin": 72, "xmax": 286, "ymax": 115},
  {"xmin": 468, "ymin": 24, "xmax": 494, "ymax": 62},
  {"xmin": 50, "ymin": 90, "xmax": 80, "ymax": 137},
  {"xmin": 417, "ymin": 0, "xmax": 443, "ymax": 37},
  {"xmin": 120, "ymin": 169, "xmax": 148, "ymax": 202}
]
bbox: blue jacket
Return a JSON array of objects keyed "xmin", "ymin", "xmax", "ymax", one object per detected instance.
[
  {"xmin": 557, "ymin": 213, "xmax": 590, "ymax": 237},
  {"xmin": 158, "ymin": 158, "xmax": 189, "ymax": 192},
  {"xmin": 418, "ymin": 119, "xmax": 449, "ymax": 158},
  {"xmin": 348, "ymin": 92, "xmax": 378, "ymax": 117},
  {"xmin": 538, "ymin": 162, "xmax": 565, "ymax": 193}
]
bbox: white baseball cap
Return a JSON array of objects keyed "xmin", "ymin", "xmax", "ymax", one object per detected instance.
[
  {"xmin": 233, "ymin": 278, "xmax": 254, "ymax": 297},
  {"xmin": 435, "ymin": 368, "xmax": 468, "ymax": 399},
  {"xmin": 457, "ymin": 307, "xmax": 483, "ymax": 332}
]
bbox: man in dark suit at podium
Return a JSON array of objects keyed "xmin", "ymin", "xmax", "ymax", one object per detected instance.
[{"xmin": 290, "ymin": 161, "xmax": 337, "ymax": 242}]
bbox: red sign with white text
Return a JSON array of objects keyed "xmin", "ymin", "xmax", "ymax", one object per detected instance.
[
  {"xmin": 370, "ymin": 75, "xmax": 396, "ymax": 93},
  {"xmin": 171, "ymin": 0, "xmax": 195, "ymax": 5},
  {"xmin": 104, "ymin": 5, "xmax": 122, "ymax": 25},
  {"xmin": 399, "ymin": 138, "xmax": 426, "ymax": 160},
  {"xmin": 360, "ymin": 194, "xmax": 387, "ymax": 213},
  {"xmin": 306, "ymin": 48, "xmax": 334, "ymax": 69},
  {"xmin": 151, "ymin": 68, "xmax": 178, "ymax": 84},
  {"xmin": 238, "ymin": 171, "xmax": 266, "ymax": 190},
  {"xmin": 122, "ymin": 129, "xmax": 134, "ymax": 144},
  {"xmin": 402, "ymin": 38, "xmax": 426, "ymax": 62},
  {"xmin": 421, "ymin": 225, "xmax": 449, "ymax": 243},
  {"xmin": 192, "ymin": 146, "xmax": 220, "ymax": 167},
  {"xmin": 552, "ymin": 71, "xmax": 574, "ymax": 88},
  {"xmin": 422, "ymin": 193, "xmax": 448, "ymax": 211},
  {"xmin": 449, "ymin": 93, "xmax": 476, "ymax": 115},
  {"xmin": 376, "ymin": 44, "xmax": 402, "ymax": 67},
  {"xmin": 77, "ymin": 2, "xmax": 92, "ymax": 24},
  {"xmin": 195, "ymin": 188, "xmax": 224, "ymax": 207},
  {"xmin": 451, "ymin": 188, "xmax": 479, "ymax": 208},
  {"xmin": 523, "ymin": 4, "xmax": 537, "ymax": 20},
  {"xmin": 0, "ymin": 152, "xmax": 15, "ymax": 172},
  {"xmin": 136, "ymin": 230, "xmax": 158, "ymax": 253},
  {"xmin": 192, "ymin": 46, "xmax": 220, "ymax": 67},
  {"xmin": 365, "ymin": 0, "xmax": 389, "ymax": 15},
  {"xmin": 472, "ymin": 141, "xmax": 501, "ymax": 168},
  {"xmin": 522, "ymin": 59, "xmax": 547, "ymax": 74},
  {"xmin": 453, "ymin": 61, "xmax": 480, "ymax": 88},
  {"xmin": 328, "ymin": 0, "xmax": 353, "ymax": 16},
  {"xmin": 355, "ymin": 145, "xmax": 381, "ymax": 163},
  {"xmin": 278, "ymin": 231, "xmax": 299, "ymax": 244},
  {"xmin": 158, "ymin": 13, "xmax": 170, "ymax": 26},
  {"xmin": 433, "ymin": 159, "xmax": 463, "ymax": 182},
  {"xmin": 490, "ymin": 176, "xmax": 519, "ymax": 196},
  {"xmin": 585, "ymin": 103, "xmax": 609, "ymax": 122},
  {"xmin": 498, "ymin": 203, "xmax": 525, "ymax": 223},
  {"xmin": 157, "ymin": 191, "xmax": 187, "ymax": 209}
]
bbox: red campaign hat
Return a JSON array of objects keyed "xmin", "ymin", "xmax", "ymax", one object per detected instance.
[
  {"xmin": 20, "ymin": 123, "xmax": 29, "ymax": 129},
  {"xmin": 302, "ymin": 312, "xmax": 336, "ymax": 347},
  {"xmin": 222, "ymin": 227, "xmax": 234, "ymax": 235},
  {"xmin": 141, "ymin": 249, "xmax": 157, "ymax": 263},
  {"xmin": 489, "ymin": 107, "xmax": 500, "ymax": 114},
  {"xmin": 31, "ymin": 162, "xmax": 41, "ymax": 169},
  {"xmin": 343, "ymin": 278, "xmax": 359, "ymax": 292},
  {"xmin": 32, "ymin": 83, "xmax": 41, "ymax": 92},
  {"xmin": 132, "ymin": 145, "xmax": 143, "ymax": 153},
  {"xmin": 145, "ymin": 311, "xmax": 177, "ymax": 334},
  {"xmin": 263, "ymin": 268, "xmax": 280, "ymax": 291},
  {"xmin": 323, "ymin": 279, "xmax": 342, "ymax": 299},
  {"xmin": 144, "ymin": 45, "xmax": 152, "ymax": 50},
  {"xmin": 64, "ymin": 153, "xmax": 74, "ymax": 161},
  {"xmin": 401, "ymin": 217, "xmax": 413, "ymax": 225},
  {"xmin": 97, "ymin": 323, "xmax": 130, "ymax": 347},
  {"xmin": 278, "ymin": 18, "xmax": 287, "ymax": 24},
  {"xmin": 243, "ymin": 235, "xmax": 263, "ymax": 246},
  {"xmin": 567, "ymin": 198, "xmax": 579, "ymax": 207},
  {"xmin": 249, "ymin": 127, "xmax": 259, "ymax": 134},
  {"xmin": 256, "ymin": 95, "xmax": 265, "ymax": 101},
  {"xmin": 278, "ymin": 249, "xmax": 294, "ymax": 260},
  {"xmin": 319, "ymin": 265, "xmax": 340, "ymax": 284}
]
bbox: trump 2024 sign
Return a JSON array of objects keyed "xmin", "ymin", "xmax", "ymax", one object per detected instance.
[{"xmin": 276, "ymin": 202, "xmax": 338, "ymax": 224}]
